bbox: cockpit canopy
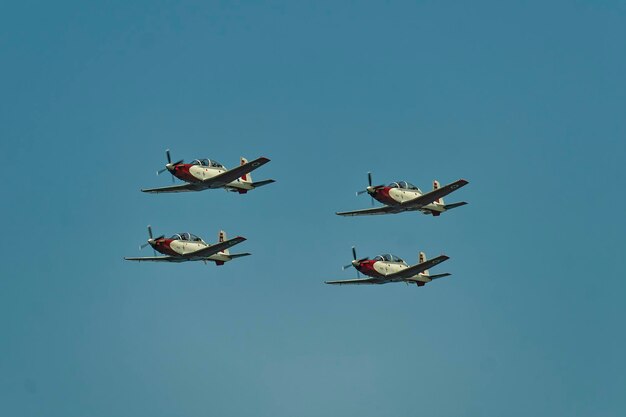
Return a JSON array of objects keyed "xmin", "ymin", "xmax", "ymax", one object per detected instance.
[
  {"xmin": 170, "ymin": 232, "xmax": 203, "ymax": 242},
  {"xmin": 192, "ymin": 159, "xmax": 224, "ymax": 168},
  {"xmin": 374, "ymin": 253, "xmax": 405, "ymax": 263},
  {"xmin": 388, "ymin": 181, "xmax": 420, "ymax": 191}
]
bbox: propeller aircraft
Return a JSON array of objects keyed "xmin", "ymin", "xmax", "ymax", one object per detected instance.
[
  {"xmin": 336, "ymin": 173, "xmax": 468, "ymax": 217},
  {"xmin": 325, "ymin": 247, "xmax": 451, "ymax": 287},
  {"xmin": 142, "ymin": 149, "xmax": 275, "ymax": 194},
  {"xmin": 125, "ymin": 226, "xmax": 250, "ymax": 265}
]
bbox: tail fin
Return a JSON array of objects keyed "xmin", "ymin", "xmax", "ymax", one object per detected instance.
[
  {"xmin": 433, "ymin": 180, "xmax": 443, "ymax": 204},
  {"xmin": 419, "ymin": 251, "xmax": 429, "ymax": 276},
  {"xmin": 218, "ymin": 230, "xmax": 230, "ymax": 255},
  {"xmin": 240, "ymin": 157, "xmax": 252, "ymax": 183}
]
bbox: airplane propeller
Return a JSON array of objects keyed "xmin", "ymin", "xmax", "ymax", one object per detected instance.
[
  {"xmin": 356, "ymin": 172, "xmax": 373, "ymax": 196},
  {"xmin": 356, "ymin": 172, "xmax": 380, "ymax": 206},
  {"xmin": 139, "ymin": 225, "xmax": 163, "ymax": 256},
  {"xmin": 342, "ymin": 246, "xmax": 366, "ymax": 277},
  {"xmin": 157, "ymin": 149, "xmax": 184, "ymax": 183}
]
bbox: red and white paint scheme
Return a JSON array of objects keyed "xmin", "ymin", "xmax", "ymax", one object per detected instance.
[
  {"xmin": 142, "ymin": 149, "xmax": 275, "ymax": 194},
  {"xmin": 336, "ymin": 173, "xmax": 468, "ymax": 217},
  {"xmin": 325, "ymin": 247, "xmax": 451, "ymax": 287},
  {"xmin": 125, "ymin": 226, "xmax": 250, "ymax": 265}
]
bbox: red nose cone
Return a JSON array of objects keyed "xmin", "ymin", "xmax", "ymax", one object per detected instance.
[
  {"xmin": 171, "ymin": 164, "xmax": 198, "ymax": 183},
  {"xmin": 373, "ymin": 186, "xmax": 395, "ymax": 205}
]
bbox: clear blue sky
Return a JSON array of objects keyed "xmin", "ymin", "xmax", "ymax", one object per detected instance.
[{"xmin": 1, "ymin": 1, "xmax": 625, "ymax": 416}]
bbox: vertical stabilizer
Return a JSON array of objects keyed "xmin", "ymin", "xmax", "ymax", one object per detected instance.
[
  {"xmin": 218, "ymin": 230, "xmax": 230, "ymax": 255},
  {"xmin": 240, "ymin": 157, "xmax": 252, "ymax": 182},
  {"xmin": 433, "ymin": 180, "xmax": 443, "ymax": 204},
  {"xmin": 419, "ymin": 251, "xmax": 430, "ymax": 276}
]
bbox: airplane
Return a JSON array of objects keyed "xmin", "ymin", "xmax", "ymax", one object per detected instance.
[
  {"xmin": 325, "ymin": 247, "xmax": 451, "ymax": 287},
  {"xmin": 141, "ymin": 149, "xmax": 275, "ymax": 194},
  {"xmin": 124, "ymin": 226, "xmax": 250, "ymax": 265},
  {"xmin": 336, "ymin": 173, "xmax": 468, "ymax": 217}
]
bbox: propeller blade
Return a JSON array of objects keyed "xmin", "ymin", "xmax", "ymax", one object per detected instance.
[
  {"xmin": 140, "ymin": 242, "xmax": 150, "ymax": 249},
  {"xmin": 158, "ymin": 150, "xmax": 182, "ymax": 176},
  {"xmin": 342, "ymin": 247, "xmax": 358, "ymax": 270},
  {"xmin": 147, "ymin": 225, "xmax": 153, "ymax": 240},
  {"xmin": 340, "ymin": 247, "xmax": 363, "ymax": 277},
  {"xmin": 356, "ymin": 172, "xmax": 374, "ymax": 196},
  {"xmin": 354, "ymin": 244, "xmax": 363, "ymax": 278}
]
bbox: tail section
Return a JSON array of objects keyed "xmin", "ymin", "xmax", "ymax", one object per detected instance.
[
  {"xmin": 433, "ymin": 180, "xmax": 443, "ymax": 204},
  {"xmin": 419, "ymin": 251, "xmax": 429, "ymax": 276},
  {"xmin": 241, "ymin": 156, "xmax": 275, "ymax": 190},
  {"xmin": 418, "ymin": 251, "xmax": 451, "ymax": 280},
  {"xmin": 218, "ymin": 230, "xmax": 230, "ymax": 255},
  {"xmin": 240, "ymin": 157, "xmax": 252, "ymax": 183}
]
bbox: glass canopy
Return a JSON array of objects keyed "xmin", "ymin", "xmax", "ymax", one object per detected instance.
[
  {"xmin": 170, "ymin": 232, "xmax": 203, "ymax": 242},
  {"xmin": 192, "ymin": 159, "xmax": 224, "ymax": 168},
  {"xmin": 388, "ymin": 181, "xmax": 420, "ymax": 191}
]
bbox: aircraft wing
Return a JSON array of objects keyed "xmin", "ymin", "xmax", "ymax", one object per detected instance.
[
  {"xmin": 325, "ymin": 277, "xmax": 380, "ymax": 285},
  {"xmin": 201, "ymin": 157, "xmax": 271, "ymax": 188},
  {"xmin": 336, "ymin": 206, "xmax": 399, "ymax": 216},
  {"xmin": 124, "ymin": 256, "xmax": 186, "ymax": 262},
  {"xmin": 186, "ymin": 236, "xmax": 247, "ymax": 258},
  {"xmin": 401, "ymin": 179, "xmax": 468, "ymax": 209},
  {"xmin": 141, "ymin": 183, "xmax": 201, "ymax": 194},
  {"xmin": 386, "ymin": 255, "xmax": 449, "ymax": 279}
]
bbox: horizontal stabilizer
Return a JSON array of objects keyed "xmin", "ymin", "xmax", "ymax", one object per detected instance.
[
  {"xmin": 443, "ymin": 202, "xmax": 467, "ymax": 210},
  {"xmin": 229, "ymin": 253, "xmax": 251, "ymax": 259},
  {"xmin": 252, "ymin": 179, "xmax": 275, "ymax": 188},
  {"xmin": 428, "ymin": 273, "xmax": 451, "ymax": 280}
]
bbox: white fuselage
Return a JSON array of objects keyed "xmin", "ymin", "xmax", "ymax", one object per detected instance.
[
  {"xmin": 386, "ymin": 188, "xmax": 445, "ymax": 214},
  {"xmin": 369, "ymin": 261, "xmax": 432, "ymax": 283},
  {"xmin": 187, "ymin": 165, "xmax": 254, "ymax": 191},
  {"xmin": 168, "ymin": 239, "xmax": 231, "ymax": 262}
]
